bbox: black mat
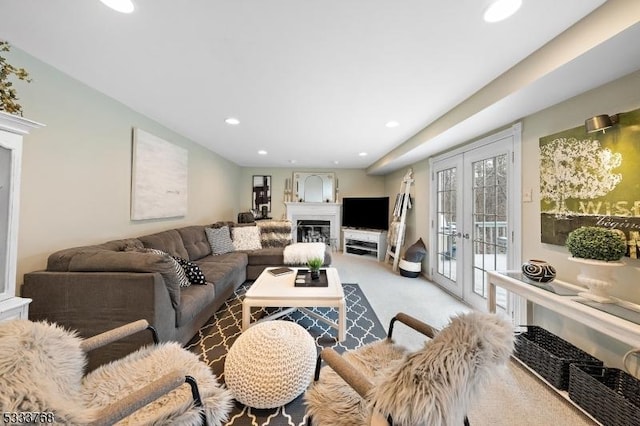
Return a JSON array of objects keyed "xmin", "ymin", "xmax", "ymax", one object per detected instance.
[{"xmin": 185, "ymin": 282, "xmax": 387, "ymax": 425}]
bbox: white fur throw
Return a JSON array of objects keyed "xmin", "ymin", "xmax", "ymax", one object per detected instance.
[
  {"xmin": 283, "ymin": 242, "xmax": 326, "ymax": 265},
  {"xmin": 0, "ymin": 320, "xmax": 233, "ymax": 426},
  {"xmin": 305, "ymin": 311, "xmax": 514, "ymax": 426}
]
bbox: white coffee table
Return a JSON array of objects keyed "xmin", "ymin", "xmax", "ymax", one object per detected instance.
[{"xmin": 242, "ymin": 267, "xmax": 346, "ymax": 341}]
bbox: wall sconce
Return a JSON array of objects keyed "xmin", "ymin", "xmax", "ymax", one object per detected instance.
[{"xmin": 585, "ymin": 114, "xmax": 619, "ymax": 133}]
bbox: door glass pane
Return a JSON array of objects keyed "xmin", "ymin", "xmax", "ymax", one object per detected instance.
[
  {"xmin": 436, "ymin": 167, "xmax": 457, "ymax": 281},
  {"xmin": 471, "ymin": 154, "xmax": 508, "ymax": 308}
]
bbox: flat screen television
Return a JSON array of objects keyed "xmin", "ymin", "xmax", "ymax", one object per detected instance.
[{"xmin": 342, "ymin": 197, "xmax": 389, "ymax": 231}]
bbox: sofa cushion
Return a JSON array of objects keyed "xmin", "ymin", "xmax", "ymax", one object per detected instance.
[
  {"xmin": 176, "ymin": 283, "xmax": 216, "ymax": 327},
  {"xmin": 176, "ymin": 226, "xmax": 212, "ymax": 261},
  {"xmin": 138, "ymin": 230, "xmax": 189, "ymax": 259},
  {"xmin": 66, "ymin": 250, "xmax": 182, "ymax": 309},
  {"xmin": 232, "ymin": 226, "xmax": 262, "ymax": 251},
  {"xmin": 172, "ymin": 256, "xmax": 206, "ymax": 285},
  {"xmin": 256, "ymin": 220, "xmax": 292, "ymax": 248},
  {"xmin": 246, "ymin": 247, "xmax": 285, "ymax": 266},
  {"xmin": 196, "ymin": 258, "xmax": 246, "ymax": 299},
  {"xmin": 46, "ymin": 239, "xmax": 144, "ymax": 272},
  {"xmin": 205, "ymin": 226, "xmax": 235, "ymax": 255}
]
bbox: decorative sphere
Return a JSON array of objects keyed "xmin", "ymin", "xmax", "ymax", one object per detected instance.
[{"xmin": 521, "ymin": 259, "xmax": 556, "ymax": 283}]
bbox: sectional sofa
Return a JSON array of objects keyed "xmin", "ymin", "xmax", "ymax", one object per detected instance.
[{"xmin": 21, "ymin": 220, "xmax": 331, "ymax": 370}]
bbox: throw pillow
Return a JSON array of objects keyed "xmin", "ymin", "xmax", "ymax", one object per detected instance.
[
  {"xmin": 404, "ymin": 238, "xmax": 427, "ymax": 262},
  {"xmin": 144, "ymin": 248, "xmax": 191, "ymax": 288},
  {"xmin": 232, "ymin": 226, "xmax": 262, "ymax": 251},
  {"xmin": 206, "ymin": 226, "xmax": 235, "ymax": 255},
  {"xmin": 172, "ymin": 256, "xmax": 207, "ymax": 285}
]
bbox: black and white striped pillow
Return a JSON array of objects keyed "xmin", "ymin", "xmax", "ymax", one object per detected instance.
[{"xmin": 145, "ymin": 248, "xmax": 191, "ymax": 288}]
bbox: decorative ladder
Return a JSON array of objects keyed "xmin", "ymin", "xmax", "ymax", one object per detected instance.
[{"xmin": 385, "ymin": 168, "xmax": 414, "ymax": 271}]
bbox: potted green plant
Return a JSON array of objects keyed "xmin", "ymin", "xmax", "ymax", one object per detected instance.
[
  {"xmin": 565, "ymin": 226, "xmax": 626, "ymax": 303},
  {"xmin": 307, "ymin": 257, "xmax": 323, "ymax": 281}
]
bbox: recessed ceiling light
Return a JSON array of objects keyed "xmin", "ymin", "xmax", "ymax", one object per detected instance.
[
  {"xmin": 99, "ymin": 0, "xmax": 135, "ymax": 13},
  {"xmin": 483, "ymin": 0, "xmax": 522, "ymax": 23},
  {"xmin": 225, "ymin": 117, "xmax": 240, "ymax": 125},
  {"xmin": 289, "ymin": 159, "xmax": 297, "ymax": 164},
  {"xmin": 358, "ymin": 152, "xmax": 368, "ymax": 157},
  {"xmin": 385, "ymin": 121, "xmax": 399, "ymax": 128},
  {"xmin": 258, "ymin": 150, "xmax": 267, "ymax": 155},
  {"xmin": 333, "ymin": 160, "xmax": 340, "ymax": 165}
]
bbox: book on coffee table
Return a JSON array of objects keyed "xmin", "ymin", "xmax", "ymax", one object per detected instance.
[{"xmin": 269, "ymin": 267, "xmax": 294, "ymax": 276}]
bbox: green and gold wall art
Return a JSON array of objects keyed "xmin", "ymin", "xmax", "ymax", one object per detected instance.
[{"xmin": 540, "ymin": 107, "xmax": 640, "ymax": 258}]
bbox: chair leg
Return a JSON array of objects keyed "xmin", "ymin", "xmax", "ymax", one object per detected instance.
[
  {"xmin": 185, "ymin": 375, "xmax": 207, "ymax": 426},
  {"xmin": 464, "ymin": 415, "xmax": 470, "ymax": 426},
  {"xmin": 147, "ymin": 325, "xmax": 160, "ymax": 344},
  {"xmin": 307, "ymin": 354, "xmax": 324, "ymax": 426}
]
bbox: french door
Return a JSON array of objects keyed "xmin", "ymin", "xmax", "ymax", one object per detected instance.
[{"xmin": 430, "ymin": 124, "xmax": 522, "ymax": 314}]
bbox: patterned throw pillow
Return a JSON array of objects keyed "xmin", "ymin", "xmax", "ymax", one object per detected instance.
[
  {"xmin": 144, "ymin": 248, "xmax": 191, "ymax": 288},
  {"xmin": 205, "ymin": 226, "xmax": 235, "ymax": 255},
  {"xmin": 172, "ymin": 256, "xmax": 207, "ymax": 285},
  {"xmin": 231, "ymin": 226, "xmax": 262, "ymax": 251}
]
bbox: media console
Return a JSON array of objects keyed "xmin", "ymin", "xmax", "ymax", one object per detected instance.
[{"xmin": 342, "ymin": 228, "xmax": 387, "ymax": 262}]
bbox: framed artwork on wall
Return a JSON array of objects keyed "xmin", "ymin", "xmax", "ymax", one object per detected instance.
[
  {"xmin": 131, "ymin": 128, "xmax": 188, "ymax": 220},
  {"xmin": 252, "ymin": 175, "xmax": 271, "ymax": 218},
  {"xmin": 539, "ymin": 108, "xmax": 640, "ymax": 258}
]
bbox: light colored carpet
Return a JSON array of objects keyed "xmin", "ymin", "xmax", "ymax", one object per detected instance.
[{"xmin": 331, "ymin": 251, "xmax": 597, "ymax": 425}]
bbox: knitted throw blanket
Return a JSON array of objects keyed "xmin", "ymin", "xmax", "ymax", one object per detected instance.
[{"xmin": 283, "ymin": 242, "xmax": 326, "ymax": 265}]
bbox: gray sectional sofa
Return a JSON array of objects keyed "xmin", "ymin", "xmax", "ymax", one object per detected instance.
[{"xmin": 22, "ymin": 221, "xmax": 331, "ymax": 370}]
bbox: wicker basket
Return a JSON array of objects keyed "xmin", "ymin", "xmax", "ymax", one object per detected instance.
[
  {"xmin": 514, "ymin": 326, "xmax": 602, "ymax": 390},
  {"xmin": 569, "ymin": 364, "xmax": 640, "ymax": 426}
]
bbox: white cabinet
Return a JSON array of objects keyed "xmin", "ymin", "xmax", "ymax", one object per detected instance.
[
  {"xmin": 343, "ymin": 228, "xmax": 387, "ymax": 262},
  {"xmin": 0, "ymin": 111, "xmax": 43, "ymax": 322}
]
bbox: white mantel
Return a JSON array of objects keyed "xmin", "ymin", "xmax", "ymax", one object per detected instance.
[{"xmin": 285, "ymin": 202, "xmax": 341, "ymax": 249}]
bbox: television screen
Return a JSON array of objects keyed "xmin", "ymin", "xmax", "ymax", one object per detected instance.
[{"xmin": 342, "ymin": 197, "xmax": 389, "ymax": 230}]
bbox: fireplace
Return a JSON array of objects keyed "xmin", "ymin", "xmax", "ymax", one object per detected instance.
[
  {"xmin": 285, "ymin": 202, "xmax": 341, "ymax": 249},
  {"xmin": 297, "ymin": 220, "xmax": 331, "ymax": 243}
]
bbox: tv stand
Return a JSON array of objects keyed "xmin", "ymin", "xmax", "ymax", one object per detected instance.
[{"xmin": 342, "ymin": 228, "xmax": 387, "ymax": 262}]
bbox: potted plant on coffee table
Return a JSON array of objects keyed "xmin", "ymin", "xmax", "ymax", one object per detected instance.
[
  {"xmin": 306, "ymin": 257, "xmax": 323, "ymax": 281},
  {"xmin": 566, "ymin": 226, "xmax": 626, "ymax": 303}
]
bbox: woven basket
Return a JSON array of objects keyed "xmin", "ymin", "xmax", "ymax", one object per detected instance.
[
  {"xmin": 514, "ymin": 326, "xmax": 602, "ymax": 390},
  {"xmin": 569, "ymin": 364, "xmax": 640, "ymax": 426}
]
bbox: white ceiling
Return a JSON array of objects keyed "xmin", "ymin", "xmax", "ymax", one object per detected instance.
[{"xmin": 2, "ymin": 0, "xmax": 630, "ymax": 172}]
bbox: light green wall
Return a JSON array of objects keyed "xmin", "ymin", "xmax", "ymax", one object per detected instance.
[
  {"xmin": 387, "ymin": 69, "xmax": 640, "ymax": 370},
  {"xmin": 239, "ymin": 168, "xmax": 386, "ymax": 220},
  {"xmin": 8, "ymin": 47, "xmax": 242, "ymax": 289}
]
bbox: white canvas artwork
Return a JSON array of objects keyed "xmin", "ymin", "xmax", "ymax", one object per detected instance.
[{"xmin": 131, "ymin": 128, "xmax": 188, "ymax": 220}]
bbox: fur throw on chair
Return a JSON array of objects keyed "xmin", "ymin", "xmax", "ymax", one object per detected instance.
[
  {"xmin": 306, "ymin": 311, "xmax": 514, "ymax": 426},
  {"xmin": 0, "ymin": 320, "xmax": 233, "ymax": 426}
]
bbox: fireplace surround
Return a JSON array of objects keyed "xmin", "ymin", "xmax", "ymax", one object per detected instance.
[{"xmin": 285, "ymin": 202, "xmax": 341, "ymax": 250}]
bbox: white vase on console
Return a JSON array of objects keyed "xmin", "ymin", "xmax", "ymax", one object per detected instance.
[{"xmin": 568, "ymin": 257, "xmax": 624, "ymax": 303}]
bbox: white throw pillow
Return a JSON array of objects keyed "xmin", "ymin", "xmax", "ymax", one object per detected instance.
[{"xmin": 232, "ymin": 226, "xmax": 262, "ymax": 251}]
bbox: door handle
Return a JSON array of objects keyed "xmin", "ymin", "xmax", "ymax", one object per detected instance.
[{"xmin": 463, "ymin": 233, "xmax": 470, "ymax": 239}]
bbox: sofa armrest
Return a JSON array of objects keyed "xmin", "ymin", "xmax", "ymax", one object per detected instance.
[{"xmin": 22, "ymin": 271, "xmax": 175, "ymax": 371}]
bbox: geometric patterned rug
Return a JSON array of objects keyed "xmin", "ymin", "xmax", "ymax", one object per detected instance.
[{"xmin": 185, "ymin": 282, "xmax": 387, "ymax": 426}]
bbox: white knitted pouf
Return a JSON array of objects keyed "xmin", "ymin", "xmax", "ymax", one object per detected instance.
[{"xmin": 224, "ymin": 320, "xmax": 317, "ymax": 409}]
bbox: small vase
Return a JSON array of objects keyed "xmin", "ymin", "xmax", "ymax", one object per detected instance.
[
  {"xmin": 521, "ymin": 259, "xmax": 556, "ymax": 283},
  {"xmin": 310, "ymin": 269, "xmax": 320, "ymax": 281}
]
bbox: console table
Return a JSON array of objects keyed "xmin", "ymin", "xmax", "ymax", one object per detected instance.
[
  {"xmin": 488, "ymin": 271, "xmax": 640, "ymax": 425},
  {"xmin": 487, "ymin": 271, "xmax": 640, "ymax": 348}
]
